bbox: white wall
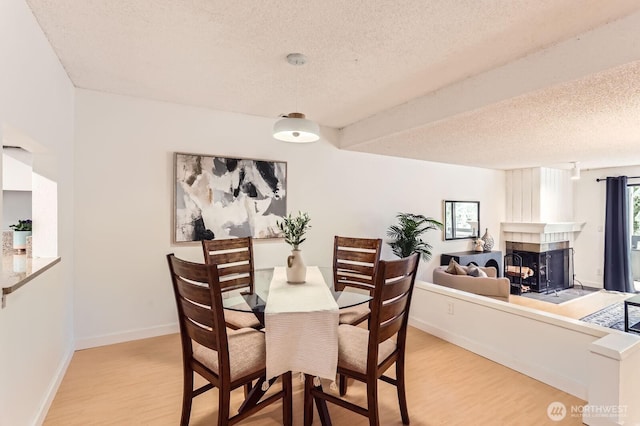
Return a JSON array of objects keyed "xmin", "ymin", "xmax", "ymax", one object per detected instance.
[
  {"xmin": 0, "ymin": 0, "xmax": 75, "ymax": 424},
  {"xmin": 3, "ymin": 148, "xmax": 33, "ymax": 190},
  {"xmin": 74, "ymin": 89, "xmax": 505, "ymax": 347},
  {"xmin": 574, "ymin": 165, "xmax": 640, "ymax": 288}
]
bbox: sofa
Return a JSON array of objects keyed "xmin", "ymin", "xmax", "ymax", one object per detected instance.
[{"xmin": 432, "ymin": 266, "xmax": 510, "ymax": 302}]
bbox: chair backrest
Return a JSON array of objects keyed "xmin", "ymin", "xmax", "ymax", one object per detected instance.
[
  {"xmin": 367, "ymin": 253, "xmax": 419, "ymax": 370},
  {"xmin": 166, "ymin": 254, "xmax": 230, "ymax": 379},
  {"xmin": 202, "ymin": 237, "xmax": 255, "ymax": 293},
  {"xmin": 333, "ymin": 236, "xmax": 383, "ymax": 293}
]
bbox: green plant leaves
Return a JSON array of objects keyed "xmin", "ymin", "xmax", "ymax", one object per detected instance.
[
  {"xmin": 9, "ymin": 219, "xmax": 32, "ymax": 232},
  {"xmin": 276, "ymin": 211, "xmax": 311, "ymax": 249},
  {"xmin": 386, "ymin": 212, "xmax": 442, "ymax": 260}
]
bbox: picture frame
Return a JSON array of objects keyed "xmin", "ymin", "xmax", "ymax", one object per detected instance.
[
  {"xmin": 443, "ymin": 200, "xmax": 480, "ymax": 240},
  {"xmin": 173, "ymin": 152, "xmax": 287, "ymax": 243}
]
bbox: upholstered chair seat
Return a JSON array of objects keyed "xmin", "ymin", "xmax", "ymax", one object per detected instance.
[
  {"xmin": 337, "ymin": 324, "xmax": 396, "ymax": 374},
  {"xmin": 224, "ymin": 310, "xmax": 262, "ymax": 330},
  {"xmin": 338, "ymin": 305, "xmax": 371, "ymax": 329},
  {"xmin": 193, "ymin": 328, "xmax": 265, "ymax": 381}
]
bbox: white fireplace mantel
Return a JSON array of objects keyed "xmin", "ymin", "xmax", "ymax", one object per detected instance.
[
  {"xmin": 501, "ymin": 222, "xmax": 585, "ymax": 234},
  {"xmin": 501, "ymin": 222, "xmax": 585, "ymax": 244}
]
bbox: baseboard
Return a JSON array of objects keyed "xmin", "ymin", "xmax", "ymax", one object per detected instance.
[
  {"xmin": 75, "ymin": 323, "xmax": 179, "ymax": 350},
  {"xmin": 408, "ymin": 316, "xmax": 588, "ymax": 400},
  {"xmin": 33, "ymin": 343, "xmax": 74, "ymax": 425}
]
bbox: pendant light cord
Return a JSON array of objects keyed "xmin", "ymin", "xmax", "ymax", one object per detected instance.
[{"xmin": 295, "ymin": 62, "xmax": 299, "ymax": 113}]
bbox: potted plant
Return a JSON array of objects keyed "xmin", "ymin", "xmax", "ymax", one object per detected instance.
[
  {"xmin": 387, "ymin": 213, "xmax": 442, "ymax": 261},
  {"xmin": 10, "ymin": 219, "xmax": 32, "ymax": 251},
  {"xmin": 277, "ymin": 211, "xmax": 311, "ymax": 283}
]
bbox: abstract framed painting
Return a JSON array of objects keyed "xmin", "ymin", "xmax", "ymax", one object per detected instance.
[{"xmin": 173, "ymin": 152, "xmax": 286, "ymax": 243}]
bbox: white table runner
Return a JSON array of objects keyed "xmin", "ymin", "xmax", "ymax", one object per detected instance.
[{"xmin": 265, "ymin": 266, "xmax": 339, "ymax": 381}]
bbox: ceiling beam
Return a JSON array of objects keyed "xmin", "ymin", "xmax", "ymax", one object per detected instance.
[{"xmin": 339, "ymin": 10, "xmax": 640, "ymax": 149}]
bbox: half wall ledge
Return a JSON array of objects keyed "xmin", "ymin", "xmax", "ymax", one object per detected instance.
[
  {"xmin": 409, "ymin": 280, "xmax": 640, "ymax": 425},
  {"xmin": 1, "ymin": 256, "xmax": 61, "ymax": 308}
]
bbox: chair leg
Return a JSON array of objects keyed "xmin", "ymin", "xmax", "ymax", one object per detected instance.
[
  {"xmin": 218, "ymin": 384, "xmax": 231, "ymax": 426},
  {"xmin": 366, "ymin": 380, "xmax": 379, "ymax": 426},
  {"xmin": 244, "ymin": 381, "xmax": 252, "ymax": 399},
  {"xmin": 396, "ymin": 359, "xmax": 410, "ymax": 424},
  {"xmin": 180, "ymin": 369, "xmax": 194, "ymax": 426},
  {"xmin": 282, "ymin": 372, "xmax": 293, "ymax": 426},
  {"xmin": 339, "ymin": 374, "xmax": 347, "ymax": 396},
  {"xmin": 304, "ymin": 374, "xmax": 314, "ymax": 426}
]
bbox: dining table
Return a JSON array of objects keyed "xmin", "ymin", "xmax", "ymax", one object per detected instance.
[
  {"xmin": 222, "ymin": 266, "xmax": 372, "ymax": 423},
  {"xmin": 222, "ymin": 266, "xmax": 372, "ymax": 382}
]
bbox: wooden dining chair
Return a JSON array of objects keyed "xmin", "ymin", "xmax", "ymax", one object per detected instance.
[
  {"xmin": 305, "ymin": 253, "xmax": 420, "ymax": 426},
  {"xmin": 167, "ymin": 254, "xmax": 292, "ymax": 426},
  {"xmin": 202, "ymin": 238, "xmax": 262, "ymax": 330},
  {"xmin": 333, "ymin": 236, "xmax": 382, "ymax": 326}
]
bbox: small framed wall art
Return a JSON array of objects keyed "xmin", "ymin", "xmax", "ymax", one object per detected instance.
[
  {"xmin": 443, "ymin": 200, "xmax": 480, "ymax": 240},
  {"xmin": 173, "ymin": 152, "xmax": 287, "ymax": 243}
]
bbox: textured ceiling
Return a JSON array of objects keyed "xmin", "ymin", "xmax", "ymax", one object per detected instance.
[
  {"xmin": 25, "ymin": 0, "xmax": 640, "ymax": 170},
  {"xmin": 349, "ymin": 60, "xmax": 640, "ymax": 170}
]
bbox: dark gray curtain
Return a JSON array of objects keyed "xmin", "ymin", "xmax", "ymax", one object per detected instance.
[{"xmin": 604, "ymin": 176, "xmax": 634, "ymax": 292}]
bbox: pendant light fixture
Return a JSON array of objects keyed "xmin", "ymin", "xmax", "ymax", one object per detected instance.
[{"xmin": 273, "ymin": 53, "xmax": 320, "ymax": 143}]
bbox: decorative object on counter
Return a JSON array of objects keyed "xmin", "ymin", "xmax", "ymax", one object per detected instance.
[
  {"xmin": 3, "ymin": 231, "xmax": 13, "ymax": 254},
  {"xmin": 13, "ymin": 254, "xmax": 27, "ymax": 273},
  {"xmin": 473, "ymin": 238, "xmax": 485, "ymax": 252},
  {"xmin": 26, "ymin": 236, "xmax": 33, "ymax": 258},
  {"xmin": 277, "ymin": 211, "xmax": 311, "ymax": 283},
  {"xmin": 173, "ymin": 153, "xmax": 287, "ymax": 243},
  {"xmin": 10, "ymin": 219, "xmax": 32, "ymax": 251},
  {"xmin": 387, "ymin": 212, "xmax": 443, "ymax": 261},
  {"xmin": 481, "ymin": 228, "xmax": 494, "ymax": 252}
]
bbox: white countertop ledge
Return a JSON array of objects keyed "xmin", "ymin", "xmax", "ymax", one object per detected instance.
[{"xmin": 1, "ymin": 255, "xmax": 61, "ymax": 296}]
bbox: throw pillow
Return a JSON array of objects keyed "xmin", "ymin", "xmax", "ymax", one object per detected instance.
[
  {"xmin": 445, "ymin": 259, "xmax": 468, "ymax": 275},
  {"xmin": 454, "ymin": 263, "xmax": 469, "ymax": 275},
  {"xmin": 445, "ymin": 258, "xmax": 459, "ymax": 274},
  {"xmin": 467, "ymin": 265, "xmax": 488, "ymax": 278}
]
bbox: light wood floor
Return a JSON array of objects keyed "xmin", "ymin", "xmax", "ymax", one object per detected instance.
[
  {"xmin": 45, "ymin": 326, "xmax": 586, "ymax": 425},
  {"xmin": 510, "ymin": 289, "xmax": 630, "ymax": 319}
]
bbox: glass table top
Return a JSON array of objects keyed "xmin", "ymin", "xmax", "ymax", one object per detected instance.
[{"xmin": 222, "ymin": 267, "xmax": 372, "ymax": 321}]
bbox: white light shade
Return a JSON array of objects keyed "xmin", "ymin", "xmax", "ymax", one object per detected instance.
[
  {"xmin": 570, "ymin": 162, "xmax": 580, "ymax": 180},
  {"xmin": 273, "ymin": 113, "xmax": 320, "ymax": 143}
]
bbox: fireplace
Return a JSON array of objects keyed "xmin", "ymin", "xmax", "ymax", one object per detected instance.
[{"xmin": 505, "ymin": 241, "xmax": 572, "ymax": 293}]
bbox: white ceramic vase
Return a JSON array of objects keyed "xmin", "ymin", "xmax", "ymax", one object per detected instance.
[{"xmin": 286, "ymin": 248, "xmax": 306, "ymax": 283}]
